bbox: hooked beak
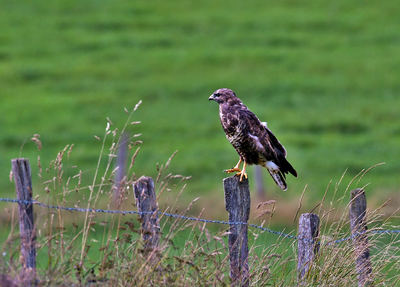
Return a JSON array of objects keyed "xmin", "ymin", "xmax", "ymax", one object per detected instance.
[{"xmin": 208, "ymin": 94, "xmax": 216, "ymax": 101}]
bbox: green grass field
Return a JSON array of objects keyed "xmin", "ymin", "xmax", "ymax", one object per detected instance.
[
  {"xmin": 1, "ymin": 0, "xmax": 400, "ymax": 271},
  {"xmin": 1, "ymin": 2, "xmax": 400, "ymax": 283}
]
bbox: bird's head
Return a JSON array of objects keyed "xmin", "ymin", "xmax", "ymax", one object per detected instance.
[{"xmin": 208, "ymin": 88, "xmax": 237, "ymax": 104}]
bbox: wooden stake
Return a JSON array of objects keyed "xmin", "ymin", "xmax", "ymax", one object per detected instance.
[
  {"xmin": 133, "ymin": 176, "xmax": 160, "ymax": 254},
  {"xmin": 224, "ymin": 176, "xmax": 250, "ymax": 287},
  {"xmin": 297, "ymin": 213, "xmax": 320, "ymax": 283},
  {"xmin": 12, "ymin": 158, "xmax": 36, "ymax": 286},
  {"xmin": 350, "ymin": 188, "xmax": 373, "ymax": 287}
]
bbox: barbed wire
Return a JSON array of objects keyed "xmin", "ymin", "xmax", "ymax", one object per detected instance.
[{"xmin": 1, "ymin": 198, "xmax": 399, "ymax": 245}]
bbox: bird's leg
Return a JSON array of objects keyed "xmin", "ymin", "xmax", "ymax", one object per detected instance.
[
  {"xmin": 237, "ymin": 161, "xmax": 248, "ymax": 181},
  {"xmin": 225, "ymin": 158, "xmax": 242, "ymax": 173}
]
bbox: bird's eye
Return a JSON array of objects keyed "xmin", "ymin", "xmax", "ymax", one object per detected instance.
[{"xmin": 214, "ymin": 93, "xmax": 221, "ymax": 97}]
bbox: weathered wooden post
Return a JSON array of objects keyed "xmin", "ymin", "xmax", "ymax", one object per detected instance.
[
  {"xmin": 11, "ymin": 158, "xmax": 37, "ymax": 286},
  {"xmin": 113, "ymin": 132, "xmax": 128, "ymax": 208},
  {"xmin": 349, "ymin": 188, "xmax": 373, "ymax": 287},
  {"xmin": 224, "ymin": 176, "xmax": 250, "ymax": 287},
  {"xmin": 297, "ymin": 213, "xmax": 320, "ymax": 283},
  {"xmin": 133, "ymin": 176, "xmax": 160, "ymax": 255}
]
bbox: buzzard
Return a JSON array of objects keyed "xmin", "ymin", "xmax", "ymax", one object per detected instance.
[{"xmin": 209, "ymin": 88, "xmax": 297, "ymax": 191}]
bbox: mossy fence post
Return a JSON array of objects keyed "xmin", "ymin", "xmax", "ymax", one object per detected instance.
[
  {"xmin": 297, "ymin": 213, "xmax": 320, "ymax": 284},
  {"xmin": 350, "ymin": 188, "xmax": 373, "ymax": 287},
  {"xmin": 12, "ymin": 158, "xmax": 37, "ymax": 287},
  {"xmin": 224, "ymin": 176, "xmax": 250, "ymax": 287},
  {"xmin": 134, "ymin": 176, "xmax": 160, "ymax": 259}
]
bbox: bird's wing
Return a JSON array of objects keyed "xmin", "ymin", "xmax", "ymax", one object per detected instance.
[
  {"xmin": 239, "ymin": 107, "xmax": 277, "ymax": 155},
  {"xmin": 260, "ymin": 121, "xmax": 286, "ymax": 156},
  {"xmin": 263, "ymin": 126, "xmax": 287, "ymax": 157},
  {"xmin": 262, "ymin": 123, "xmax": 297, "ymax": 176},
  {"xmin": 242, "ymin": 109, "xmax": 286, "ymax": 157},
  {"xmin": 240, "ymin": 107, "xmax": 297, "ymax": 177}
]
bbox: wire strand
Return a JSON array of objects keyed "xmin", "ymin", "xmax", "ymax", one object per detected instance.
[{"xmin": 1, "ymin": 197, "xmax": 399, "ymax": 244}]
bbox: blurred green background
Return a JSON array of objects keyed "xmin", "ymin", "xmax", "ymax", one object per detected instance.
[{"xmin": 1, "ymin": 0, "xmax": 400, "ymax": 221}]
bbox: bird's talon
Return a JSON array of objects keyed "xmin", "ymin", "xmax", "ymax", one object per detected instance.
[
  {"xmin": 225, "ymin": 167, "xmax": 242, "ymax": 173},
  {"xmin": 237, "ymin": 171, "xmax": 248, "ymax": 181}
]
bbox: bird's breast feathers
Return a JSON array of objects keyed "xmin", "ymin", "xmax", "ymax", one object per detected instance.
[{"xmin": 220, "ymin": 108, "xmax": 245, "ymax": 145}]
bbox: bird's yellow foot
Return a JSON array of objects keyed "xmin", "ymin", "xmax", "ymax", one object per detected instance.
[
  {"xmin": 237, "ymin": 161, "xmax": 247, "ymax": 181},
  {"xmin": 225, "ymin": 159, "xmax": 243, "ymax": 174},
  {"xmin": 225, "ymin": 167, "xmax": 242, "ymax": 173},
  {"xmin": 236, "ymin": 170, "xmax": 248, "ymax": 181}
]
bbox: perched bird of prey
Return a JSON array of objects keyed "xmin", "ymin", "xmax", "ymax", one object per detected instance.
[{"xmin": 209, "ymin": 88, "xmax": 297, "ymax": 191}]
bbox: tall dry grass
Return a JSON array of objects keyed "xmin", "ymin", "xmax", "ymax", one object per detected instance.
[{"xmin": 1, "ymin": 104, "xmax": 399, "ymax": 286}]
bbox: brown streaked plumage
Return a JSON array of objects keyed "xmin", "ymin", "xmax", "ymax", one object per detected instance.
[{"xmin": 209, "ymin": 88, "xmax": 297, "ymax": 191}]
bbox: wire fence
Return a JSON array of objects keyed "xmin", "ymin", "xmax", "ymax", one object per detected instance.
[{"xmin": 1, "ymin": 197, "xmax": 400, "ymax": 245}]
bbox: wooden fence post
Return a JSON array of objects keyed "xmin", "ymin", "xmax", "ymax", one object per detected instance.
[
  {"xmin": 224, "ymin": 176, "xmax": 250, "ymax": 287},
  {"xmin": 113, "ymin": 132, "xmax": 128, "ymax": 208},
  {"xmin": 134, "ymin": 176, "xmax": 160, "ymax": 255},
  {"xmin": 297, "ymin": 213, "xmax": 320, "ymax": 283},
  {"xmin": 349, "ymin": 188, "xmax": 373, "ymax": 287},
  {"xmin": 11, "ymin": 158, "xmax": 36, "ymax": 286}
]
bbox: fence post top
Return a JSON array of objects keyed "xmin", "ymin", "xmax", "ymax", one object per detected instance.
[
  {"xmin": 11, "ymin": 158, "xmax": 29, "ymax": 163},
  {"xmin": 351, "ymin": 188, "xmax": 365, "ymax": 197},
  {"xmin": 223, "ymin": 175, "xmax": 249, "ymax": 186},
  {"xmin": 134, "ymin": 176, "xmax": 154, "ymax": 189},
  {"xmin": 136, "ymin": 176, "xmax": 153, "ymax": 183},
  {"xmin": 299, "ymin": 213, "xmax": 319, "ymax": 219}
]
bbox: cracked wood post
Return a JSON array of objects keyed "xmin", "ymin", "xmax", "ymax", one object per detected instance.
[
  {"xmin": 134, "ymin": 176, "xmax": 160, "ymax": 257},
  {"xmin": 224, "ymin": 176, "xmax": 250, "ymax": 287},
  {"xmin": 113, "ymin": 132, "xmax": 128, "ymax": 208},
  {"xmin": 297, "ymin": 213, "xmax": 320, "ymax": 283},
  {"xmin": 350, "ymin": 188, "xmax": 373, "ymax": 287},
  {"xmin": 12, "ymin": 158, "xmax": 37, "ymax": 287}
]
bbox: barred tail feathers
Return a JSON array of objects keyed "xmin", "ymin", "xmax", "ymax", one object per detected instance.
[
  {"xmin": 265, "ymin": 161, "xmax": 287, "ymax": 191},
  {"xmin": 267, "ymin": 169, "xmax": 287, "ymax": 191}
]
